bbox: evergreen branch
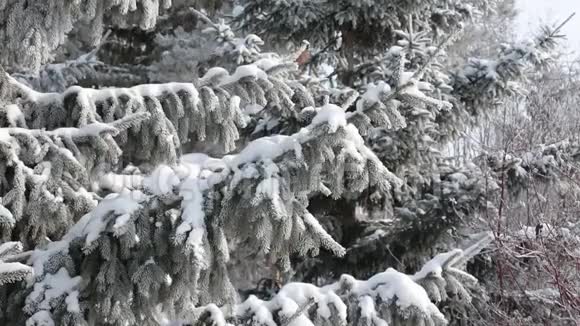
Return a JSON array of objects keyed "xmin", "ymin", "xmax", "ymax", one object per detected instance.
[
  {"xmin": 0, "ymin": 250, "xmax": 33, "ymax": 264},
  {"xmin": 4, "ymin": 112, "xmax": 150, "ymax": 140}
]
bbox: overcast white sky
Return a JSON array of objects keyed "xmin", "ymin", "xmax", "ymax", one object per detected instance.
[{"xmin": 516, "ymin": 0, "xmax": 580, "ymax": 53}]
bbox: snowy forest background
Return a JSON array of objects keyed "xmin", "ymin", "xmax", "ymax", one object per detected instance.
[{"xmin": 0, "ymin": 0, "xmax": 579, "ymax": 325}]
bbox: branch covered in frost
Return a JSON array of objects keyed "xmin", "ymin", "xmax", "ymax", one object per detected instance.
[
  {"xmin": 0, "ymin": 0, "xmax": 176, "ymax": 70},
  {"xmin": 0, "ymin": 241, "xmax": 33, "ymax": 286},
  {"xmin": 18, "ymin": 104, "xmax": 400, "ymax": 325},
  {"xmin": 7, "ymin": 58, "xmax": 306, "ymax": 164},
  {"xmin": 475, "ymin": 138, "xmax": 580, "ymax": 196},
  {"xmin": 181, "ymin": 242, "xmax": 487, "ymax": 326},
  {"xmin": 452, "ymin": 17, "xmax": 569, "ymax": 107},
  {"xmin": 191, "ymin": 8, "xmax": 265, "ymax": 65},
  {"xmin": 0, "ymin": 104, "xmax": 151, "ymax": 247}
]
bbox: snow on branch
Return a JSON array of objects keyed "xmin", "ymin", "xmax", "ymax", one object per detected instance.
[
  {"xmin": 6, "ymin": 58, "xmax": 303, "ymax": 164},
  {"xmin": 181, "ymin": 242, "xmax": 487, "ymax": 326},
  {"xmin": 3, "ymin": 111, "xmax": 150, "ymax": 140},
  {"xmin": 476, "ymin": 138, "xmax": 580, "ymax": 196},
  {"xmin": 452, "ymin": 17, "xmax": 569, "ymax": 106},
  {"xmin": 191, "ymin": 8, "xmax": 265, "ymax": 64},
  {"xmin": 0, "ymin": 0, "xmax": 175, "ymax": 71},
  {"xmin": 21, "ymin": 103, "xmax": 401, "ymax": 325},
  {"xmin": 0, "ymin": 241, "xmax": 33, "ymax": 286},
  {"xmin": 0, "ymin": 104, "xmax": 150, "ymax": 248}
]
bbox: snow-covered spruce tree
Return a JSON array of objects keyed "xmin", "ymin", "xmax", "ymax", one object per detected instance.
[
  {"xmin": 0, "ymin": 1, "xmax": 574, "ymax": 326},
  {"xmin": 262, "ymin": 0, "xmax": 565, "ymax": 275},
  {"xmin": 232, "ymin": 2, "xmax": 572, "ymax": 323},
  {"xmin": 0, "ymin": 2, "xmax": 501, "ymax": 326},
  {"xmin": 1, "ymin": 58, "xmax": 490, "ymax": 325}
]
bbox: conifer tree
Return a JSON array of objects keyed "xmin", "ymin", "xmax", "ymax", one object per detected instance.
[{"xmin": 0, "ymin": 1, "xmax": 577, "ymax": 325}]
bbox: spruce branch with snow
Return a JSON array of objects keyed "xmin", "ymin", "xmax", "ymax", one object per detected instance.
[
  {"xmin": 0, "ymin": 0, "xmax": 181, "ymax": 71},
  {"xmin": 0, "ymin": 241, "xmax": 32, "ymax": 286}
]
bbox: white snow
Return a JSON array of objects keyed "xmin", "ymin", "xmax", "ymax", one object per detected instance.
[
  {"xmin": 0, "ymin": 241, "xmax": 23, "ymax": 257},
  {"xmin": 0, "ymin": 203, "xmax": 15, "ymax": 225},
  {"xmin": 0, "ymin": 128, "xmax": 11, "ymax": 142},
  {"xmin": 177, "ymin": 172, "xmax": 210, "ymax": 261},
  {"xmin": 273, "ymin": 282, "xmax": 347, "ymax": 321},
  {"xmin": 5, "ymin": 104, "xmax": 24, "ymax": 127},
  {"xmin": 244, "ymin": 103, "xmax": 265, "ymax": 115},
  {"xmin": 26, "ymin": 311, "xmax": 55, "ymax": 326},
  {"xmin": 310, "ymin": 104, "xmax": 347, "ymax": 133},
  {"xmin": 235, "ymin": 296, "xmax": 275, "ymax": 326},
  {"xmin": 82, "ymin": 190, "xmax": 146, "ymax": 247},
  {"xmin": 218, "ymin": 64, "xmax": 268, "ymax": 86},
  {"xmin": 254, "ymin": 58, "xmax": 282, "ymax": 71},
  {"xmin": 200, "ymin": 67, "xmax": 229, "ymax": 85},
  {"xmin": 29, "ymin": 190, "xmax": 148, "ymax": 276},
  {"xmin": 225, "ymin": 135, "xmax": 292, "ymax": 168},
  {"xmin": 113, "ymin": 213, "xmax": 131, "ymax": 231},
  {"xmin": 413, "ymin": 249, "xmax": 462, "ymax": 280},
  {"xmin": 51, "ymin": 122, "xmax": 117, "ymax": 138},
  {"xmin": 255, "ymin": 175, "xmax": 280, "ymax": 201},
  {"xmin": 65, "ymin": 291, "xmax": 81, "ymax": 313},
  {"xmin": 26, "ymin": 268, "xmax": 81, "ymax": 312},
  {"xmin": 143, "ymin": 165, "xmax": 180, "ymax": 195},
  {"xmin": 0, "ymin": 262, "xmax": 33, "ymax": 284},
  {"xmin": 361, "ymin": 81, "xmax": 391, "ymax": 105},
  {"xmin": 204, "ymin": 304, "xmax": 227, "ymax": 326},
  {"xmin": 98, "ymin": 173, "xmax": 144, "ymax": 192},
  {"xmin": 358, "ymin": 296, "xmax": 388, "ymax": 326},
  {"xmin": 343, "ymin": 268, "xmax": 444, "ymax": 318},
  {"xmin": 9, "ymin": 74, "xmax": 202, "ymax": 120}
]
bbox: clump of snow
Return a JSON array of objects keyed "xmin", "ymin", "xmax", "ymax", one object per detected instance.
[
  {"xmin": 342, "ymin": 268, "xmax": 444, "ymax": 318},
  {"xmin": 361, "ymin": 81, "xmax": 391, "ymax": 105},
  {"xmin": 5, "ymin": 104, "xmax": 24, "ymax": 126},
  {"xmin": 200, "ymin": 67, "xmax": 229, "ymax": 85},
  {"xmin": 205, "ymin": 304, "xmax": 227, "ymax": 326},
  {"xmin": 143, "ymin": 165, "xmax": 180, "ymax": 195},
  {"xmin": 254, "ymin": 58, "xmax": 282, "ymax": 71},
  {"xmin": 244, "ymin": 103, "xmax": 264, "ymax": 115},
  {"xmin": 274, "ymin": 282, "xmax": 347, "ymax": 321},
  {"xmin": 113, "ymin": 214, "xmax": 131, "ymax": 231},
  {"xmin": 0, "ymin": 128, "xmax": 11, "ymax": 142},
  {"xmin": 412, "ymin": 249, "xmax": 462, "ymax": 280},
  {"xmin": 65, "ymin": 291, "xmax": 80, "ymax": 313},
  {"xmin": 26, "ymin": 268, "xmax": 81, "ymax": 312},
  {"xmin": 254, "ymin": 160, "xmax": 281, "ymax": 203},
  {"xmin": 235, "ymin": 296, "xmax": 274, "ymax": 325},
  {"xmin": 310, "ymin": 104, "xmax": 347, "ymax": 133},
  {"xmin": 82, "ymin": 190, "xmax": 147, "ymax": 248},
  {"xmin": 98, "ymin": 173, "xmax": 144, "ymax": 192},
  {"xmin": 26, "ymin": 311, "xmax": 55, "ymax": 326},
  {"xmin": 0, "ymin": 262, "xmax": 33, "ymax": 285},
  {"xmin": 177, "ymin": 174, "xmax": 209, "ymax": 261},
  {"xmin": 218, "ymin": 64, "xmax": 268, "ymax": 86},
  {"xmin": 0, "ymin": 241, "xmax": 23, "ymax": 257},
  {"xmin": 0, "ymin": 203, "xmax": 15, "ymax": 225},
  {"xmin": 51, "ymin": 122, "xmax": 117, "ymax": 138},
  {"xmin": 225, "ymin": 135, "xmax": 292, "ymax": 168},
  {"xmin": 30, "ymin": 190, "xmax": 148, "ymax": 276},
  {"xmin": 358, "ymin": 296, "xmax": 388, "ymax": 326}
]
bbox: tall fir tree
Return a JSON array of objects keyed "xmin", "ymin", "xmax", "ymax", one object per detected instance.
[{"xmin": 0, "ymin": 1, "xmax": 578, "ymax": 325}]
